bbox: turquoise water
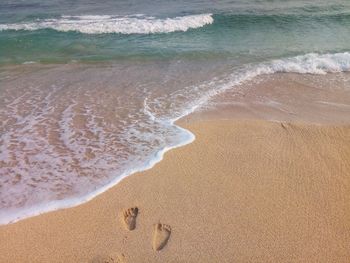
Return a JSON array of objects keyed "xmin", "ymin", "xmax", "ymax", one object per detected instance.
[
  {"xmin": 1, "ymin": 0, "xmax": 350, "ymax": 224},
  {"xmin": 1, "ymin": 0, "xmax": 350, "ymax": 64}
]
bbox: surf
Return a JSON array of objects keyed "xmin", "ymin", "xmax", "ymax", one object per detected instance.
[{"xmin": 0, "ymin": 14, "xmax": 214, "ymax": 34}]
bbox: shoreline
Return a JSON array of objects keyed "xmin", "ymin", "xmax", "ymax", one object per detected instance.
[
  {"xmin": 0, "ymin": 119, "xmax": 195, "ymax": 226},
  {"xmin": 1, "ymin": 118, "xmax": 349, "ymax": 262},
  {"xmin": 1, "ymin": 71, "xmax": 350, "ymax": 225}
]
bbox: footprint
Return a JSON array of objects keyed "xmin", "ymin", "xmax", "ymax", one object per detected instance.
[
  {"xmin": 152, "ymin": 223, "xmax": 171, "ymax": 251},
  {"xmin": 91, "ymin": 253, "xmax": 125, "ymax": 263},
  {"xmin": 121, "ymin": 207, "xmax": 138, "ymax": 231}
]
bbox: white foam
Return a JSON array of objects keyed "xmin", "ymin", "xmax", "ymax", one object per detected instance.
[
  {"xmin": 149, "ymin": 52, "xmax": 350, "ymax": 123},
  {"xmin": 0, "ymin": 123, "xmax": 194, "ymax": 225},
  {"xmin": 265, "ymin": 52, "xmax": 350, "ymax": 75},
  {"xmin": 22, "ymin": 61, "xmax": 37, "ymax": 64},
  {"xmin": 0, "ymin": 14, "xmax": 214, "ymax": 34}
]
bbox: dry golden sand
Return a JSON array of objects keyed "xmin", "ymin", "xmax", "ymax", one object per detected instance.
[{"xmin": 0, "ymin": 120, "xmax": 350, "ymax": 262}]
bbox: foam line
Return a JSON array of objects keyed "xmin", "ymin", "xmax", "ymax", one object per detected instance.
[{"xmin": 0, "ymin": 14, "xmax": 214, "ymax": 34}]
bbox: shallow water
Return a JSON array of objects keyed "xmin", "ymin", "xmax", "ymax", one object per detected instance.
[{"xmin": 1, "ymin": 0, "xmax": 350, "ymax": 224}]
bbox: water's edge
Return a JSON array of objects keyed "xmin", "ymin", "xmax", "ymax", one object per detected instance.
[
  {"xmin": 1, "ymin": 51, "xmax": 350, "ymax": 225},
  {"xmin": 0, "ymin": 121, "xmax": 195, "ymax": 225}
]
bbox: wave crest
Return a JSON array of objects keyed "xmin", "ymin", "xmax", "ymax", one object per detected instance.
[
  {"xmin": 0, "ymin": 14, "xmax": 214, "ymax": 34},
  {"xmin": 266, "ymin": 52, "xmax": 350, "ymax": 74}
]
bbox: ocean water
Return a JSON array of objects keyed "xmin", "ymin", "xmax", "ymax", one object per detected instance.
[{"xmin": 1, "ymin": 0, "xmax": 350, "ymax": 224}]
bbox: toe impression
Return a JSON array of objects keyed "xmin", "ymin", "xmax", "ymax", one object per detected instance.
[{"xmin": 122, "ymin": 207, "xmax": 138, "ymax": 231}]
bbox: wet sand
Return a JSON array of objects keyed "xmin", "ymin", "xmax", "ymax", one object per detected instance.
[
  {"xmin": 0, "ymin": 119, "xmax": 349, "ymax": 262},
  {"xmin": 187, "ymin": 73, "xmax": 350, "ymax": 124}
]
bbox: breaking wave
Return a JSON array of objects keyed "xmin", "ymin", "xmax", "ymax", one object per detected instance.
[{"xmin": 0, "ymin": 14, "xmax": 214, "ymax": 34}]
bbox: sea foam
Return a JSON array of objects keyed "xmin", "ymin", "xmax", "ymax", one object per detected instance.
[
  {"xmin": 265, "ymin": 52, "xmax": 350, "ymax": 75},
  {"xmin": 0, "ymin": 14, "xmax": 214, "ymax": 34},
  {"xmin": 155, "ymin": 52, "xmax": 350, "ymax": 118}
]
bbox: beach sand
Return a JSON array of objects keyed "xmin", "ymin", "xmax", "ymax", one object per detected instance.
[{"xmin": 0, "ymin": 119, "xmax": 349, "ymax": 262}]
